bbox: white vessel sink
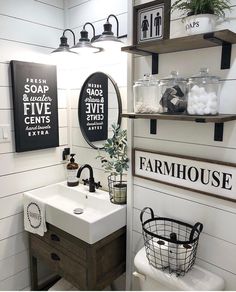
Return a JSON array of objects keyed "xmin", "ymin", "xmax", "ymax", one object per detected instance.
[{"xmin": 24, "ymin": 182, "xmax": 126, "ymax": 244}]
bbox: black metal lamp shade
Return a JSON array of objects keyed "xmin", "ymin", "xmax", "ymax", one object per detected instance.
[
  {"xmin": 71, "ymin": 22, "xmax": 102, "ymax": 54},
  {"xmin": 51, "ymin": 29, "xmax": 77, "ymax": 55},
  {"xmin": 93, "ymin": 14, "xmax": 123, "ymax": 48}
]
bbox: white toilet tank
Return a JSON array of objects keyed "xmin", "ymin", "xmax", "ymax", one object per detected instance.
[{"xmin": 133, "ymin": 247, "xmax": 225, "ymax": 291}]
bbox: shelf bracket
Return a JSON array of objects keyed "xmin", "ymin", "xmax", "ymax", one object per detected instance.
[
  {"xmin": 221, "ymin": 41, "xmax": 232, "ymax": 70},
  {"xmin": 214, "ymin": 123, "xmax": 224, "ymax": 142},
  {"xmin": 150, "ymin": 119, "xmax": 157, "ymax": 135},
  {"xmin": 152, "ymin": 53, "xmax": 159, "ymax": 75},
  {"xmin": 204, "ymin": 33, "xmax": 232, "ymax": 69}
]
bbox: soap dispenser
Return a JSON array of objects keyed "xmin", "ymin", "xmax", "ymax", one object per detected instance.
[{"xmin": 67, "ymin": 154, "xmax": 79, "ymax": 187}]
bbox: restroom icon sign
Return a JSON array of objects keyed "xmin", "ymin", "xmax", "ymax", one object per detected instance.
[{"xmin": 138, "ymin": 4, "xmax": 164, "ymax": 43}]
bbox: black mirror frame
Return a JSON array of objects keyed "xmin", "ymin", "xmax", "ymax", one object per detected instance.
[{"xmin": 78, "ymin": 72, "xmax": 122, "ymax": 150}]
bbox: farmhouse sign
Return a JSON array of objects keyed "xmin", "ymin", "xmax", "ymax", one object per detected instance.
[
  {"xmin": 133, "ymin": 148, "xmax": 236, "ymax": 202},
  {"xmin": 10, "ymin": 61, "xmax": 59, "ymax": 152},
  {"xmin": 79, "ymin": 72, "xmax": 108, "ymax": 143}
]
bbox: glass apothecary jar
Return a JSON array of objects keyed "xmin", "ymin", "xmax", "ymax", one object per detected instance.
[
  {"xmin": 133, "ymin": 74, "xmax": 163, "ymax": 113},
  {"xmin": 159, "ymin": 71, "xmax": 187, "ymax": 114},
  {"xmin": 187, "ymin": 68, "xmax": 220, "ymax": 116}
]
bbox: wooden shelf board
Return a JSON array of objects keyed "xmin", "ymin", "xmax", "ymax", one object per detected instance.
[
  {"xmin": 122, "ymin": 113, "xmax": 236, "ymax": 123},
  {"xmin": 121, "ymin": 30, "xmax": 236, "ymax": 55}
]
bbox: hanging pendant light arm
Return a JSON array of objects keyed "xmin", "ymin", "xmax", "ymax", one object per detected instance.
[
  {"xmin": 63, "ymin": 29, "xmax": 76, "ymax": 45},
  {"xmin": 107, "ymin": 14, "xmax": 119, "ymax": 37},
  {"xmin": 83, "ymin": 22, "xmax": 96, "ymax": 39}
]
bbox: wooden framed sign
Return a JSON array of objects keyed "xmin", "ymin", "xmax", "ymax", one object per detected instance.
[
  {"xmin": 133, "ymin": 148, "xmax": 236, "ymax": 202},
  {"xmin": 10, "ymin": 61, "xmax": 59, "ymax": 152},
  {"xmin": 133, "ymin": 0, "xmax": 171, "ymax": 45}
]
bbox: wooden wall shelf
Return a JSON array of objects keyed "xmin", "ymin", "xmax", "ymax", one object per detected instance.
[
  {"xmin": 122, "ymin": 29, "xmax": 236, "ymax": 72},
  {"xmin": 122, "ymin": 113, "xmax": 236, "ymax": 142}
]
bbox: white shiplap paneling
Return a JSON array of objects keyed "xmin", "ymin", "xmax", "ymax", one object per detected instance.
[
  {"xmin": 130, "ymin": 1, "xmax": 236, "ymax": 290},
  {"xmin": 65, "ymin": 0, "xmax": 128, "ymax": 207},
  {"xmin": 0, "ymin": 0, "xmax": 67, "ymax": 289}
]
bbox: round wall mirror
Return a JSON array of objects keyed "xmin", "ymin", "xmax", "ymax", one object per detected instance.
[{"xmin": 78, "ymin": 72, "xmax": 122, "ymax": 149}]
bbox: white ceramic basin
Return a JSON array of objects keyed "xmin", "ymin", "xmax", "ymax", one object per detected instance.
[{"xmin": 24, "ymin": 182, "xmax": 126, "ymax": 244}]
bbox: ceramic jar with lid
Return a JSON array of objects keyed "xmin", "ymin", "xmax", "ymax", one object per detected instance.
[
  {"xmin": 133, "ymin": 74, "xmax": 163, "ymax": 113},
  {"xmin": 187, "ymin": 68, "xmax": 220, "ymax": 116},
  {"xmin": 159, "ymin": 71, "xmax": 187, "ymax": 114}
]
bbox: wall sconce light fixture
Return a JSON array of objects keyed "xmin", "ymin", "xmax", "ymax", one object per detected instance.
[
  {"xmin": 51, "ymin": 14, "xmax": 125, "ymax": 58},
  {"xmin": 93, "ymin": 14, "xmax": 123, "ymax": 49},
  {"xmin": 71, "ymin": 22, "xmax": 102, "ymax": 54},
  {"xmin": 51, "ymin": 29, "xmax": 77, "ymax": 56}
]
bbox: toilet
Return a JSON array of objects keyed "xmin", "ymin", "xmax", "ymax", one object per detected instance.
[{"xmin": 133, "ymin": 247, "xmax": 225, "ymax": 291}]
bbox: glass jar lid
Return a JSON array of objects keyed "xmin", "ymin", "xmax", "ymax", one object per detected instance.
[
  {"xmin": 134, "ymin": 74, "xmax": 159, "ymax": 86},
  {"xmin": 160, "ymin": 71, "xmax": 187, "ymax": 83},
  {"xmin": 188, "ymin": 68, "xmax": 220, "ymax": 83}
]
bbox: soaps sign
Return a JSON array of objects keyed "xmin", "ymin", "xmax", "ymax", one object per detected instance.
[
  {"xmin": 79, "ymin": 72, "xmax": 108, "ymax": 142},
  {"xmin": 133, "ymin": 148, "xmax": 236, "ymax": 203},
  {"xmin": 11, "ymin": 61, "xmax": 59, "ymax": 152}
]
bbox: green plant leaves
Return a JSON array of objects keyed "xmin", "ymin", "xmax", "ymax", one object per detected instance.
[
  {"xmin": 171, "ymin": 0, "xmax": 231, "ymax": 17},
  {"xmin": 96, "ymin": 123, "xmax": 129, "ymax": 181}
]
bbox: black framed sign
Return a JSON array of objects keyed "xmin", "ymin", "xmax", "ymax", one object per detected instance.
[
  {"xmin": 10, "ymin": 61, "xmax": 59, "ymax": 152},
  {"xmin": 78, "ymin": 72, "xmax": 122, "ymax": 149},
  {"xmin": 133, "ymin": 148, "xmax": 236, "ymax": 203},
  {"xmin": 79, "ymin": 72, "xmax": 108, "ymax": 143},
  {"xmin": 133, "ymin": 0, "xmax": 171, "ymax": 45}
]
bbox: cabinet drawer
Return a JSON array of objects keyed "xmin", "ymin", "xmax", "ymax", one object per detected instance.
[
  {"xmin": 30, "ymin": 235, "xmax": 87, "ymax": 290},
  {"xmin": 35, "ymin": 224, "xmax": 87, "ymax": 264}
]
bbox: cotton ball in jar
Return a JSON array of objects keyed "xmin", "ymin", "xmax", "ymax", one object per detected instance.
[
  {"xmin": 197, "ymin": 103, "xmax": 205, "ymax": 110},
  {"xmin": 191, "ymin": 85, "xmax": 201, "ymax": 95},
  {"xmin": 208, "ymin": 100, "xmax": 218, "ymax": 110},
  {"xmin": 192, "ymin": 104, "xmax": 199, "ymax": 113},
  {"xmin": 198, "ymin": 94, "xmax": 208, "ymax": 104},
  {"xmin": 204, "ymin": 107, "xmax": 211, "ymax": 115},
  {"xmin": 196, "ymin": 108, "xmax": 204, "ymax": 115},
  {"xmin": 187, "ymin": 106, "xmax": 195, "ymax": 115},
  {"xmin": 198, "ymin": 87, "xmax": 207, "ymax": 96}
]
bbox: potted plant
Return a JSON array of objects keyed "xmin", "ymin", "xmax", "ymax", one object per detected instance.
[
  {"xmin": 171, "ymin": 0, "xmax": 231, "ymax": 35},
  {"xmin": 97, "ymin": 123, "xmax": 129, "ymax": 204}
]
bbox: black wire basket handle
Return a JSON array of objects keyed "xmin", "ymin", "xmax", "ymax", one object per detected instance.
[
  {"xmin": 140, "ymin": 207, "xmax": 155, "ymax": 225},
  {"xmin": 189, "ymin": 222, "xmax": 204, "ymax": 241}
]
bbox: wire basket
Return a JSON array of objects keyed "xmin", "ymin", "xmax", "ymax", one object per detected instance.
[
  {"xmin": 140, "ymin": 207, "xmax": 203, "ymax": 276},
  {"xmin": 108, "ymin": 174, "xmax": 127, "ymax": 204}
]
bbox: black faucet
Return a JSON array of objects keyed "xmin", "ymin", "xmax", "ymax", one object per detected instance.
[{"xmin": 77, "ymin": 164, "xmax": 101, "ymax": 192}]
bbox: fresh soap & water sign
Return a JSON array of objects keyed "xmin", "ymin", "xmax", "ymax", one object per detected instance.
[{"xmin": 11, "ymin": 61, "xmax": 59, "ymax": 152}]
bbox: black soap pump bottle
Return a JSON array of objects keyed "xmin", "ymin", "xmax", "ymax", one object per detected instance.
[{"xmin": 67, "ymin": 154, "xmax": 79, "ymax": 187}]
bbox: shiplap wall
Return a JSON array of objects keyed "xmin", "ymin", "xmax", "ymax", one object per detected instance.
[
  {"xmin": 0, "ymin": 0, "xmax": 68, "ymax": 290},
  {"xmin": 131, "ymin": 0, "xmax": 236, "ymax": 290},
  {"xmin": 65, "ymin": 0, "xmax": 128, "ymax": 190}
]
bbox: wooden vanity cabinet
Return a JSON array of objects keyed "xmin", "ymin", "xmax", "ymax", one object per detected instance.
[{"xmin": 29, "ymin": 223, "xmax": 126, "ymax": 290}]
